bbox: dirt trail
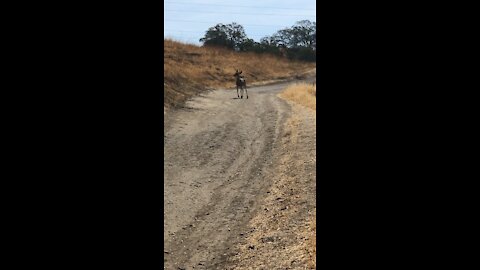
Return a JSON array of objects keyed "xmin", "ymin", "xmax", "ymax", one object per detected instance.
[
  {"xmin": 164, "ymin": 76, "xmax": 316, "ymax": 270},
  {"xmin": 224, "ymin": 99, "xmax": 317, "ymax": 270}
]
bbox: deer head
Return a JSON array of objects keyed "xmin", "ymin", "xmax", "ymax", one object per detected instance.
[{"xmin": 233, "ymin": 69, "xmax": 243, "ymax": 77}]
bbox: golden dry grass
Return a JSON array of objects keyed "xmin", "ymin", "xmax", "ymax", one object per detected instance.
[
  {"xmin": 279, "ymin": 82, "xmax": 316, "ymax": 111},
  {"xmin": 280, "ymin": 84, "xmax": 317, "ymax": 269},
  {"xmin": 164, "ymin": 39, "xmax": 315, "ymax": 108}
]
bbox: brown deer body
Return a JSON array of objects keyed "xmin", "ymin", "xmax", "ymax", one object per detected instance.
[{"xmin": 233, "ymin": 69, "xmax": 248, "ymax": 99}]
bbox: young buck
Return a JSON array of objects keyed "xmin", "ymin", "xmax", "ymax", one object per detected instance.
[{"xmin": 233, "ymin": 69, "xmax": 248, "ymax": 99}]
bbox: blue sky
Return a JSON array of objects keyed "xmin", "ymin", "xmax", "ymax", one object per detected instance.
[{"xmin": 164, "ymin": 0, "xmax": 316, "ymax": 45}]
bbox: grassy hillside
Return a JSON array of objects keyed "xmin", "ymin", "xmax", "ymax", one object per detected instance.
[{"xmin": 164, "ymin": 39, "xmax": 315, "ymax": 109}]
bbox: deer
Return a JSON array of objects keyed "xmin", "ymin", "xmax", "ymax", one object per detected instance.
[{"xmin": 233, "ymin": 69, "xmax": 248, "ymax": 99}]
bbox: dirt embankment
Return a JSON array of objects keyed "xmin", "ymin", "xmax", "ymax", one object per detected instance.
[{"xmin": 164, "ymin": 39, "xmax": 315, "ymax": 111}]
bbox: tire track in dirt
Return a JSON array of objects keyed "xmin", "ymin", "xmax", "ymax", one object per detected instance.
[
  {"xmin": 164, "ymin": 78, "xmax": 314, "ymax": 270},
  {"xmin": 224, "ymin": 99, "xmax": 317, "ymax": 270}
]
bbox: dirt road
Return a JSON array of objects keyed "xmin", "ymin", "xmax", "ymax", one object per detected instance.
[{"xmin": 164, "ymin": 77, "xmax": 316, "ymax": 270}]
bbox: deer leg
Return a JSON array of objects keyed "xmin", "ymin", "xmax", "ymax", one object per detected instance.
[
  {"xmin": 245, "ymin": 84, "xmax": 248, "ymax": 99},
  {"xmin": 237, "ymin": 86, "xmax": 239, "ymax": 98}
]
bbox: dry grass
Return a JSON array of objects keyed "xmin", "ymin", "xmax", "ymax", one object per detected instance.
[
  {"xmin": 164, "ymin": 39, "xmax": 315, "ymax": 109},
  {"xmin": 279, "ymin": 82, "xmax": 316, "ymax": 111},
  {"xmin": 280, "ymin": 87, "xmax": 317, "ymax": 269}
]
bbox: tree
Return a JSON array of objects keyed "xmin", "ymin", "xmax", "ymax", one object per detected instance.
[
  {"xmin": 228, "ymin": 23, "xmax": 248, "ymax": 51},
  {"xmin": 199, "ymin": 23, "xmax": 230, "ymax": 48},
  {"xmin": 289, "ymin": 20, "xmax": 316, "ymax": 49},
  {"xmin": 259, "ymin": 20, "xmax": 316, "ymax": 61},
  {"xmin": 238, "ymin": 38, "xmax": 256, "ymax": 52},
  {"xmin": 265, "ymin": 20, "xmax": 316, "ymax": 50},
  {"xmin": 200, "ymin": 22, "xmax": 248, "ymax": 50},
  {"xmin": 199, "ymin": 20, "xmax": 316, "ymax": 62},
  {"xmin": 259, "ymin": 37, "xmax": 281, "ymax": 55}
]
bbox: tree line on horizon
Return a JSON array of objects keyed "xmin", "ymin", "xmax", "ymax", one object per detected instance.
[{"xmin": 199, "ymin": 20, "xmax": 316, "ymax": 62}]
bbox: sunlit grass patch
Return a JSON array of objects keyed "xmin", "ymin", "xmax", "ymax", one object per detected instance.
[{"xmin": 279, "ymin": 82, "xmax": 316, "ymax": 110}]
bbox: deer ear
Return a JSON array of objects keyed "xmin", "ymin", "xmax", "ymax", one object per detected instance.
[{"xmin": 239, "ymin": 70, "xmax": 242, "ymax": 74}]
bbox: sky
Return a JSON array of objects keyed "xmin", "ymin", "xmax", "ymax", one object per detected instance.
[{"xmin": 164, "ymin": 0, "xmax": 316, "ymax": 45}]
